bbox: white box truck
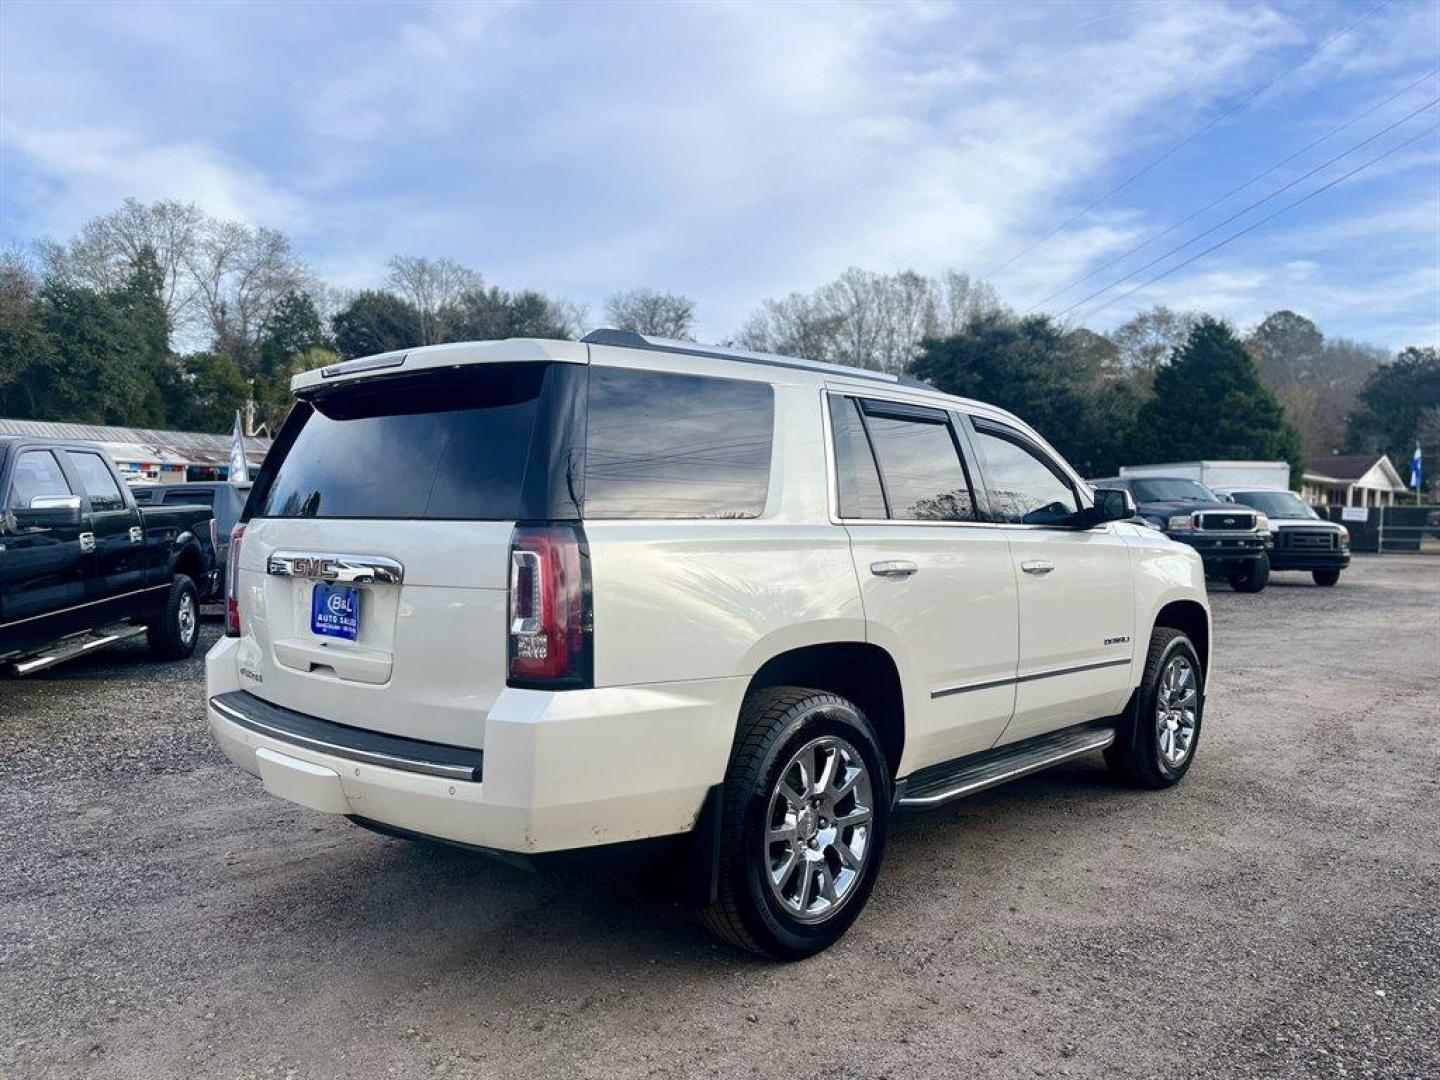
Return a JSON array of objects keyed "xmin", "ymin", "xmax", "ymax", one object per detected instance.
[{"xmin": 1119, "ymin": 461, "xmax": 1290, "ymax": 492}]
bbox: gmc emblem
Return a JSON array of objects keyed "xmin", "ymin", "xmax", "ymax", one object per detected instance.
[{"xmin": 269, "ymin": 554, "xmax": 338, "ymax": 580}]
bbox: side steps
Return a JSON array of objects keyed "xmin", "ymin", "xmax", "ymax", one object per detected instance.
[
  {"xmin": 6, "ymin": 623, "xmax": 148, "ymax": 676},
  {"xmin": 895, "ymin": 722, "xmax": 1116, "ymax": 809}
]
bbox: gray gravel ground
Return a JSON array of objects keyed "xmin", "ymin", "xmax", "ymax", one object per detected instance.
[{"xmin": 2, "ymin": 557, "xmax": 1437, "ymax": 1080}]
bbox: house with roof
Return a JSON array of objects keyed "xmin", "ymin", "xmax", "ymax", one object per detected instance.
[
  {"xmin": 0, "ymin": 418, "xmax": 271, "ymax": 483},
  {"xmin": 1300, "ymin": 453, "xmax": 1408, "ymax": 507}
]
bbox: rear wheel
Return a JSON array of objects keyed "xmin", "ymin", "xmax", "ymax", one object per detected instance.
[
  {"xmin": 1105, "ymin": 628, "xmax": 1203, "ymax": 789},
  {"xmin": 701, "ymin": 687, "xmax": 889, "ymax": 960},
  {"xmin": 1228, "ymin": 553, "xmax": 1269, "ymax": 593},
  {"xmin": 1312, "ymin": 568, "xmax": 1341, "ymax": 587},
  {"xmin": 147, "ymin": 575, "xmax": 199, "ymax": 660}
]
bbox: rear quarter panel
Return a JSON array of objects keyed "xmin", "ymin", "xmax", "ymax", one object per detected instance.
[{"xmin": 582, "ymin": 368, "xmax": 866, "ymax": 690}]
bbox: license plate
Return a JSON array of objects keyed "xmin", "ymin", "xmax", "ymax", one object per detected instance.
[{"xmin": 311, "ymin": 583, "xmax": 360, "ymax": 641}]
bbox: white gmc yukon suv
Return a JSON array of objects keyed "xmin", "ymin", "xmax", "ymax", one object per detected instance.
[{"xmin": 206, "ymin": 329, "xmax": 1210, "ymax": 959}]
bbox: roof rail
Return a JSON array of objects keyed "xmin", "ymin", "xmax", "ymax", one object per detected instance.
[{"xmin": 580, "ymin": 328, "xmax": 933, "ymax": 390}]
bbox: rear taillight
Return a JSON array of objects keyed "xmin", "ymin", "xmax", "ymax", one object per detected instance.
[
  {"xmin": 507, "ymin": 524, "xmax": 592, "ymax": 689},
  {"xmin": 225, "ymin": 523, "xmax": 245, "ymax": 637}
]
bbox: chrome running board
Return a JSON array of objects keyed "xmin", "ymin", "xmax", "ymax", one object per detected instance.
[
  {"xmin": 8, "ymin": 623, "xmax": 148, "ymax": 676},
  {"xmin": 896, "ymin": 723, "xmax": 1116, "ymax": 809}
]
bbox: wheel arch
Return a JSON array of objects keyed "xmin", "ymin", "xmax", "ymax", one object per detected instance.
[
  {"xmin": 169, "ymin": 537, "xmax": 205, "ymax": 585},
  {"xmin": 744, "ymin": 641, "xmax": 906, "ymax": 780},
  {"xmin": 1153, "ymin": 598, "xmax": 1210, "ymax": 679}
]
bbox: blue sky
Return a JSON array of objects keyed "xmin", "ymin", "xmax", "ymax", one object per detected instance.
[{"xmin": 2, "ymin": 0, "xmax": 1437, "ymax": 349}]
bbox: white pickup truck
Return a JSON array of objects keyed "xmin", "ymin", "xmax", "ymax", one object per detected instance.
[{"xmin": 206, "ymin": 331, "xmax": 1211, "ymax": 958}]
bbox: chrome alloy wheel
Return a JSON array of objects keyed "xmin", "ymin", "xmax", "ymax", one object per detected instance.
[
  {"xmin": 1156, "ymin": 654, "xmax": 1199, "ymax": 768},
  {"xmin": 763, "ymin": 734, "xmax": 874, "ymax": 923},
  {"xmin": 178, "ymin": 591, "xmax": 197, "ymax": 646}
]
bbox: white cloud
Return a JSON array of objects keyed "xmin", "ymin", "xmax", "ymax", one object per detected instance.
[{"xmin": 1, "ymin": 123, "xmax": 303, "ymax": 237}]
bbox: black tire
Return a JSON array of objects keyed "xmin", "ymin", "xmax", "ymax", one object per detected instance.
[
  {"xmin": 1228, "ymin": 553, "xmax": 1269, "ymax": 593},
  {"xmin": 1104, "ymin": 628, "xmax": 1203, "ymax": 789},
  {"xmin": 701, "ymin": 687, "xmax": 890, "ymax": 960},
  {"xmin": 147, "ymin": 575, "xmax": 200, "ymax": 660},
  {"xmin": 1312, "ymin": 568, "xmax": 1341, "ymax": 587}
]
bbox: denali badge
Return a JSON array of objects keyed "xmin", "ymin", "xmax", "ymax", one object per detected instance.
[{"xmin": 1103, "ymin": 635, "xmax": 1131, "ymax": 646}]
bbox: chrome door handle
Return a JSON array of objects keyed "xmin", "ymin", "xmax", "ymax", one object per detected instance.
[
  {"xmin": 1020, "ymin": 560, "xmax": 1055, "ymax": 575},
  {"xmin": 870, "ymin": 560, "xmax": 918, "ymax": 578},
  {"xmin": 128, "ymin": 526, "xmax": 143, "ymax": 544},
  {"xmin": 79, "ymin": 532, "xmax": 96, "ymax": 553}
]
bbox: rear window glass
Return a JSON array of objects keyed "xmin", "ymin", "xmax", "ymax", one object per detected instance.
[
  {"xmin": 253, "ymin": 364, "xmax": 546, "ymax": 520},
  {"xmin": 584, "ymin": 367, "xmax": 773, "ymax": 519},
  {"xmin": 161, "ymin": 489, "xmax": 215, "ymax": 507}
]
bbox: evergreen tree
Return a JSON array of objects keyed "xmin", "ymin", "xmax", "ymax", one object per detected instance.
[
  {"xmin": 330, "ymin": 290, "xmax": 422, "ymax": 359},
  {"xmin": 1136, "ymin": 318, "xmax": 1303, "ymax": 483},
  {"xmin": 259, "ymin": 291, "xmax": 327, "ymax": 377},
  {"xmin": 173, "ymin": 351, "xmax": 249, "ymax": 432},
  {"xmin": 1345, "ymin": 346, "xmax": 1440, "ymax": 493},
  {"xmin": 910, "ymin": 312, "xmax": 1135, "ymax": 477},
  {"xmin": 0, "ymin": 257, "xmax": 55, "ymax": 419}
]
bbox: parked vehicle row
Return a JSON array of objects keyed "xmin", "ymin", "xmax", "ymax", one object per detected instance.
[
  {"xmin": 205, "ymin": 330, "xmax": 1212, "ymax": 959},
  {"xmin": 1087, "ymin": 474, "xmax": 1351, "ymax": 590},
  {"xmin": 0, "ymin": 438, "xmax": 218, "ymax": 674}
]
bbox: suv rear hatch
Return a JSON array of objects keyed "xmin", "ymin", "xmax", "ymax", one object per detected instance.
[{"xmin": 235, "ymin": 357, "xmax": 585, "ymax": 749}]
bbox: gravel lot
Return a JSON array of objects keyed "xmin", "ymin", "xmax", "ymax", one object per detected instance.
[{"xmin": 2, "ymin": 556, "xmax": 1437, "ymax": 1080}]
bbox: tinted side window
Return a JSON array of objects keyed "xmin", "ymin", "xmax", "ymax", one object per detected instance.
[
  {"xmin": 584, "ymin": 368, "xmax": 773, "ymax": 519},
  {"xmin": 65, "ymin": 452, "xmax": 126, "ymax": 512},
  {"xmin": 863, "ymin": 407, "xmax": 975, "ymax": 521},
  {"xmin": 10, "ymin": 451, "xmax": 72, "ymax": 508},
  {"xmin": 971, "ymin": 425, "xmax": 1079, "ymax": 525},
  {"xmin": 828, "ymin": 396, "xmax": 886, "ymax": 519}
]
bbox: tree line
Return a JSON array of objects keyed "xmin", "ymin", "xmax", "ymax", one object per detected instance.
[{"xmin": 0, "ymin": 198, "xmax": 1434, "ymax": 491}]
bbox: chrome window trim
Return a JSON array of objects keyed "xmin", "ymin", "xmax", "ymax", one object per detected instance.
[{"xmin": 821, "ymin": 388, "xmax": 1107, "ymax": 532}]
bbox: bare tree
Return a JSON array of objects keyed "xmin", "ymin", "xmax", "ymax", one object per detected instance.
[
  {"xmin": 1108, "ymin": 305, "xmax": 1197, "ymax": 383},
  {"xmin": 604, "ymin": 288, "xmax": 696, "ymax": 340},
  {"xmin": 39, "ymin": 198, "xmax": 206, "ymax": 331},
  {"xmin": 930, "ymin": 270, "xmax": 1004, "ymax": 337},
  {"xmin": 385, "ymin": 256, "xmax": 483, "ymax": 344},
  {"xmin": 735, "ymin": 267, "xmax": 1007, "ymax": 373},
  {"xmin": 188, "ymin": 220, "xmax": 311, "ymax": 372}
]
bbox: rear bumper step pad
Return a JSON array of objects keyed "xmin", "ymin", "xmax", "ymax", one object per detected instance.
[{"xmin": 209, "ymin": 690, "xmax": 483, "ymax": 782}]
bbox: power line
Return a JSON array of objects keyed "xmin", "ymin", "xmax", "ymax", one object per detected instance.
[
  {"xmin": 982, "ymin": 0, "xmax": 1392, "ymax": 280},
  {"xmin": 1069, "ymin": 121, "xmax": 1440, "ymax": 325},
  {"xmin": 1048, "ymin": 96, "xmax": 1440, "ymax": 321},
  {"xmin": 1026, "ymin": 67, "xmax": 1439, "ymax": 312},
  {"xmin": 1051, "ymin": 95, "xmax": 1439, "ymax": 320}
]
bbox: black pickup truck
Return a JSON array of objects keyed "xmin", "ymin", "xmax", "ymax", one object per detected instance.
[
  {"xmin": 0, "ymin": 437, "xmax": 219, "ymax": 675},
  {"xmin": 1089, "ymin": 475, "xmax": 1272, "ymax": 592}
]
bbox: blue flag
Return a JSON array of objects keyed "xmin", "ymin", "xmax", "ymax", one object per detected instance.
[{"xmin": 1412, "ymin": 445, "xmax": 1423, "ymax": 492}]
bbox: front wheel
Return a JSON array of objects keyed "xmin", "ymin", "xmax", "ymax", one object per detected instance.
[
  {"xmin": 1228, "ymin": 553, "xmax": 1269, "ymax": 593},
  {"xmin": 701, "ymin": 687, "xmax": 890, "ymax": 960},
  {"xmin": 1312, "ymin": 568, "xmax": 1341, "ymax": 587},
  {"xmin": 1105, "ymin": 628, "xmax": 1203, "ymax": 789},
  {"xmin": 147, "ymin": 575, "xmax": 199, "ymax": 660}
]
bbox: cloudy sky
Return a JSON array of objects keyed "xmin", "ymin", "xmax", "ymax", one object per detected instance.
[{"xmin": 2, "ymin": 0, "xmax": 1437, "ymax": 348}]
